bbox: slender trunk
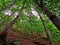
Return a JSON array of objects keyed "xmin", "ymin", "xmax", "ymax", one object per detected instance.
[
  {"xmin": 38, "ymin": 12, "xmax": 52, "ymax": 45},
  {"xmin": 34, "ymin": 0, "xmax": 60, "ymax": 30},
  {"xmin": 31, "ymin": 6, "xmax": 52, "ymax": 45},
  {"xmin": 0, "ymin": 5, "xmax": 25, "ymax": 45}
]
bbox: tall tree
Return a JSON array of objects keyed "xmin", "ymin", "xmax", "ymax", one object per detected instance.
[
  {"xmin": 34, "ymin": 0, "xmax": 60, "ymax": 30},
  {"xmin": 0, "ymin": 3, "xmax": 25, "ymax": 45}
]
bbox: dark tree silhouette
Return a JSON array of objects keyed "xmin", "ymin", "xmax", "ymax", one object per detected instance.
[{"xmin": 34, "ymin": 0, "xmax": 60, "ymax": 30}]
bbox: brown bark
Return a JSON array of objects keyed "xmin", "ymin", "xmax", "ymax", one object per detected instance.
[
  {"xmin": 0, "ymin": 5, "xmax": 25, "ymax": 45},
  {"xmin": 34, "ymin": 0, "xmax": 60, "ymax": 30}
]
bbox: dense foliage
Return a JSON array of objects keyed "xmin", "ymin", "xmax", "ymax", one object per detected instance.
[{"xmin": 0, "ymin": 0, "xmax": 60, "ymax": 45}]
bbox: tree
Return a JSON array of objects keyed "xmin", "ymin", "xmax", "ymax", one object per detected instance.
[
  {"xmin": 33, "ymin": 0, "xmax": 60, "ymax": 30},
  {"xmin": 0, "ymin": 0, "xmax": 25, "ymax": 44}
]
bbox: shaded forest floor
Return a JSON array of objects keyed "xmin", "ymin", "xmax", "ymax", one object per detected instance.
[{"xmin": 0, "ymin": 28, "xmax": 59, "ymax": 45}]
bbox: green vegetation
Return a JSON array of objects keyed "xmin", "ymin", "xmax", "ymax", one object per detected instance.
[{"xmin": 0, "ymin": 0, "xmax": 60, "ymax": 45}]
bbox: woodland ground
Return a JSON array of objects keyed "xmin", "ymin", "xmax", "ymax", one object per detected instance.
[{"xmin": 0, "ymin": 28, "xmax": 59, "ymax": 45}]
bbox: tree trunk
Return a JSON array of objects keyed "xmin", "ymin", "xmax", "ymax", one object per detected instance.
[
  {"xmin": 0, "ymin": 5, "xmax": 25, "ymax": 45},
  {"xmin": 34, "ymin": 0, "xmax": 60, "ymax": 30}
]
